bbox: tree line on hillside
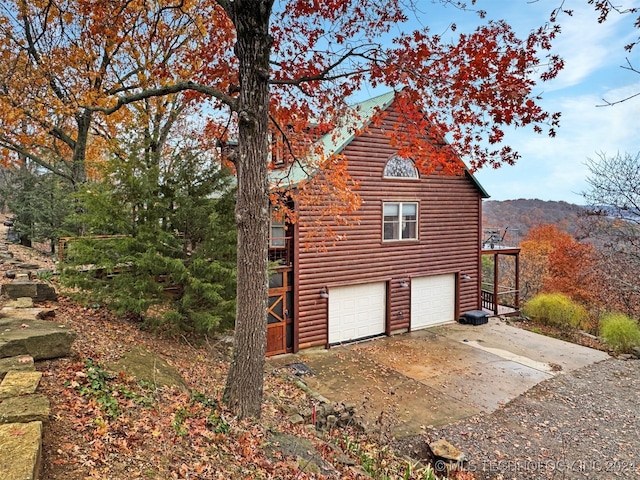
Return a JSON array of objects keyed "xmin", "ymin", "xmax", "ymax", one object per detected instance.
[
  {"xmin": 482, "ymin": 199, "xmax": 585, "ymax": 239},
  {"xmin": 484, "ymin": 152, "xmax": 640, "ymax": 326}
]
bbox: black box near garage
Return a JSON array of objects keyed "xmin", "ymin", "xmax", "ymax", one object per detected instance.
[{"xmin": 459, "ymin": 310, "xmax": 489, "ymax": 325}]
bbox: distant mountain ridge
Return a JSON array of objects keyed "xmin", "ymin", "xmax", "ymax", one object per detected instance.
[{"xmin": 482, "ymin": 199, "xmax": 586, "ymax": 242}]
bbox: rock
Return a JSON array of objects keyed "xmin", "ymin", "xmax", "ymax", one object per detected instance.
[
  {"xmin": 265, "ymin": 432, "xmax": 338, "ymax": 477},
  {"xmin": 0, "ymin": 421, "xmax": 42, "ymax": 480},
  {"xmin": 1, "ymin": 281, "xmax": 36, "ymax": 298},
  {"xmin": 4, "ymin": 270, "xmax": 16, "ymax": 279},
  {"xmin": 0, "ymin": 356, "xmax": 35, "ymax": 380},
  {"xmin": 4, "ymin": 297, "xmax": 35, "ymax": 309},
  {"xmin": 326, "ymin": 414, "xmax": 337, "ymax": 427},
  {"xmin": 108, "ymin": 346, "xmax": 188, "ymax": 392},
  {"xmin": 429, "ymin": 439, "xmax": 466, "ymax": 463},
  {"xmin": 1, "ymin": 281, "xmax": 57, "ymax": 302},
  {"xmin": 0, "ymin": 371, "xmax": 42, "ymax": 400},
  {"xmin": 17, "ymin": 263, "xmax": 40, "ymax": 270},
  {"xmin": 289, "ymin": 414, "xmax": 305, "ymax": 425},
  {"xmin": 280, "ymin": 404, "xmax": 299, "ymax": 416},
  {"xmin": 296, "ymin": 456, "xmax": 322, "ymax": 475},
  {"xmin": 0, "ymin": 394, "xmax": 50, "ymax": 424},
  {"xmin": 0, "ymin": 318, "xmax": 75, "ymax": 361},
  {"xmin": 0, "ymin": 307, "xmax": 56, "ymax": 321},
  {"xmin": 618, "ymin": 353, "xmax": 634, "ymax": 360},
  {"xmin": 632, "ymin": 346, "xmax": 640, "ymax": 359}
]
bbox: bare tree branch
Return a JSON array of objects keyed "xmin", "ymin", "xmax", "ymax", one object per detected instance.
[
  {"xmin": 87, "ymin": 81, "xmax": 236, "ymax": 115},
  {"xmin": 0, "ymin": 134, "xmax": 74, "ymax": 182}
]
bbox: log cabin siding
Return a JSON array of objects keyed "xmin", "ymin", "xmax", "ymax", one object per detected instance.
[{"xmin": 295, "ymin": 103, "xmax": 483, "ymax": 350}]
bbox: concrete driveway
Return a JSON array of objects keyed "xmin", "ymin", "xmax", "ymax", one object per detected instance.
[{"xmin": 269, "ymin": 318, "xmax": 610, "ymax": 436}]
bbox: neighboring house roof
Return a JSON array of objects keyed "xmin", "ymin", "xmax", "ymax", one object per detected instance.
[{"xmin": 270, "ymin": 89, "xmax": 490, "ymax": 198}]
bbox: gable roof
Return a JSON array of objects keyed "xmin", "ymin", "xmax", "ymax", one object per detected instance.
[
  {"xmin": 270, "ymin": 90, "xmax": 490, "ymax": 198},
  {"xmin": 318, "ymin": 90, "xmax": 396, "ymax": 158}
]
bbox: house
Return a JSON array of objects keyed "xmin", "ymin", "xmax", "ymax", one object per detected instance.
[{"xmin": 266, "ymin": 90, "xmax": 489, "ymax": 356}]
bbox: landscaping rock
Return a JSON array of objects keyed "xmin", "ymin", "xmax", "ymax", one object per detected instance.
[
  {"xmin": 0, "ymin": 356, "xmax": 35, "ymax": 380},
  {"xmin": 17, "ymin": 263, "xmax": 40, "ymax": 270},
  {"xmin": 429, "ymin": 439, "xmax": 465, "ymax": 463},
  {"xmin": 0, "ymin": 371, "xmax": 42, "ymax": 400},
  {"xmin": 0, "ymin": 394, "xmax": 50, "ymax": 424},
  {"xmin": 0, "ymin": 421, "xmax": 42, "ymax": 480},
  {"xmin": 1, "ymin": 281, "xmax": 37, "ymax": 299},
  {"xmin": 1, "ymin": 280, "xmax": 57, "ymax": 302},
  {"xmin": 108, "ymin": 346, "xmax": 188, "ymax": 391},
  {"xmin": 0, "ymin": 307, "xmax": 56, "ymax": 321},
  {"xmin": 0, "ymin": 318, "xmax": 75, "ymax": 361},
  {"xmin": 265, "ymin": 432, "xmax": 338, "ymax": 477},
  {"xmin": 4, "ymin": 297, "xmax": 35, "ymax": 309},
  {"xmin": 289, "ymin": 413, "xmax": 305, "ymax": 425}
]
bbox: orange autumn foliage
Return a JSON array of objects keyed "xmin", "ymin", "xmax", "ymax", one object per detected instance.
[{"xmin": 521, "ymin": 224, "xmax": 600, "ymax": 305}]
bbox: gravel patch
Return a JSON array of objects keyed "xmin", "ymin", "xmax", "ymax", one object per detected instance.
[{"xmin": 397, "ymin": 358, "xmax": 640, "ymax": 479}]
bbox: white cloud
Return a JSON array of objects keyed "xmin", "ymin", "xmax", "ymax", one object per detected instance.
[
  {"xmin": 543, "ymin": 1, "xmax": 637, "ymax": 91},
  {"xmin": 476, "ymin": 81, "xmax": 640, "ymax": 202}
]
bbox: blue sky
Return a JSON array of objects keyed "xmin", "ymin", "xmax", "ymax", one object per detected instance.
[{"xmin": 357, "ymin": 0, "xmax": 640, "ymax": 204}]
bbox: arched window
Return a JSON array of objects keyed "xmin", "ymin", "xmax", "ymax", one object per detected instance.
[{"xmin": 383, "ymin": 155, "xmax": 419, "ymax": 179}]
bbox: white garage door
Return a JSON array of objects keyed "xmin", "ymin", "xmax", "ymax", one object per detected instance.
[
  {"xmin": 411, "ymin": 274, "xmax": 456, "ymax": 330},
  {"xmin": 329, "ymin": 283, "xmax": 386, "ymax": 344}
]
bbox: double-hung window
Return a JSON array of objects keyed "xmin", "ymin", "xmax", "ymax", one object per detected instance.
[
  {"xmin": 383, "ymin": 202, "xmax": 418, "ymax": 241},
  {"xmin": 270, "ymin": 217, "xmax": 286, "ymax": 248}
]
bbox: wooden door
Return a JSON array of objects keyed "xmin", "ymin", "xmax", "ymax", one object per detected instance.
[{"xmin": 267, "ymin": 267, "xmax": 293, "ymax": 356}]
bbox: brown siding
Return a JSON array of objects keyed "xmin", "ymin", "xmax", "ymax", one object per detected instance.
[{"xmin": 296, "ymin": 103, "xmax": 482, "ymax": 349}]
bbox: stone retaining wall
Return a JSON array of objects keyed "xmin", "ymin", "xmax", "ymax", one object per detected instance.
[{"xmin": 0, "ymin": 359, "xmax": 48, "ymax": 480}]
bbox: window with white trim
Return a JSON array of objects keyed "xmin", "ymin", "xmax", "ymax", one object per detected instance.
[
  {"xmin": 270, "ymin": 217, "xmax": 286, "ymax": 248},
  {"xmin": 383, "ymin": 202, "xmax": 418, "ymax": 241},
  {"xmin": 383, "ymin": 155, "xmax": 419, "ymax": 179}
]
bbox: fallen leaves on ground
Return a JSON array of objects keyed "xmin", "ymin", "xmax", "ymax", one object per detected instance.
[{"xmin": 1, "ymin": 238, "xmax": 457, "ymax": 479}]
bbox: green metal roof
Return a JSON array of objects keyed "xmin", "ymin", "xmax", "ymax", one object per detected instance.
[
  {"xmin": 269, "ymin": 89, "xmax": 491, "ymax": 199},
  {"xmin": 318, "ymin": 90, "xmax": 396, "ymax": 158},
  {"xmin": 269, "ymin": 90, "xmax": 396, "ymax": 188}
]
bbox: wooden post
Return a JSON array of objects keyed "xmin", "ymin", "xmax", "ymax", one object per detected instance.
[
  {"xmin": 514, "ymin": 252, "xmax": 520, "ymax": 310},
  {"xmin": 493, "ymin": 253, "xmax": 499, "ymax": 315}
]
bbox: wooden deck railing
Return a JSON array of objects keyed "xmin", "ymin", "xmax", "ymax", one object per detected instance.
[
  {"xmin": 481, "ymin": 286, "xmax": 520, "ymax": 315},
  {"xmin": 268, "ymin": 236, "xmax": 292, "ymax": 266}
]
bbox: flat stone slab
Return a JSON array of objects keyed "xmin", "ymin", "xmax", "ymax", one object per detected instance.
[
  {"xmin": 108, "ymin": 346, "xmax": 188, "ymax": 392},
  {"xmin": 1, "ymin": 281, "xmax": 57, "ymax": 302},
  {"xmin": 0, "ymin": 307, "xmax": 56, "ymax": 321},
  {"xmin": 0, "ymin": 318, "xmax": 75, "ymax": 361},
  {"xmin": 4, "ymin": 298, "xmax": 35, "ymax": 308},
  {"xmin": 0, "ymin": 394, "xmax": 50, "ymax": 424},
  {"xmin": 0, "ymin": 356, "xmax": 35, "ymax": 380},
  {"xmin": 0, "ymin": 421, "xmax": 42, "ymax": 480},
  {"xmin": 0, "ymin": 371, "xmax": 42, "ymax": 400}
]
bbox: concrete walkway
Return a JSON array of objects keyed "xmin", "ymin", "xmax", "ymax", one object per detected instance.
[{"xmin": 270, "ymin": 318, "xmax": 610, "ymax": 437}]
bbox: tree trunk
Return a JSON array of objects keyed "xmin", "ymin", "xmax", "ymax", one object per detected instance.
[
  {"xmin": 72, "ymin": 109, "xmax": 92, "ymax": 185},
  {"xmin": 223, "ymin": 0, "xmax": 273, "ymax": 419}
]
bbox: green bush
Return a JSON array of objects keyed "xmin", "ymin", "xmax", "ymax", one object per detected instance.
[
  {"xmin": 522, "ymin": 293, "xmax": 586, "ymax": 329},
  {"xmin": 60, "ymin": 147, "xmax": 238, "ymax": 335},
  {"xmin": 599, "ymin": 312, "xmax": 640, "ymax": 354}
]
